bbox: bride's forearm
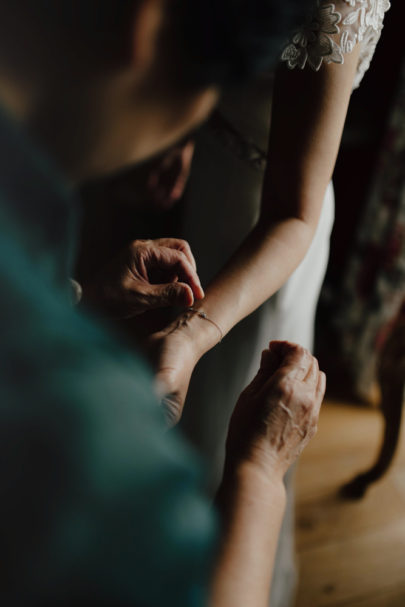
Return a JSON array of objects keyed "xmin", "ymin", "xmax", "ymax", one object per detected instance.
[
  {"xmin": 188, "ymin": 45, "xmax": 361, "ymax": 353},
  {"xmin": 192, "ymin": 216, "xmax": 314, "ymax": 342}
]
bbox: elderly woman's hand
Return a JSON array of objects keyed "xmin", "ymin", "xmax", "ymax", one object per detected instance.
[
  {"xmin": 81, "ymin": 238, "xmax": 204, "ymax": 318},
  {"xmin": 148, "ymin": 309, "xmax": 220, "ymax": 426},
  {"xmin": 225, "ymin": 341, "xmax": 326, "ymax": 481}
]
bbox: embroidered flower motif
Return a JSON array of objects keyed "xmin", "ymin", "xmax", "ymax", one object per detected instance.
[
  {"xmin": 343, "ymin": 0, "xmax": 362, "ymax": 7},
  {"xmin": 282, "ymin": 4, "xmax": 343, "ymax": 71},
  {"xmin": 281, "ymin": 0, "xmax": 391, "ymax": 83},
  {"xmin": 366, "ymin": 0, "xmax": 391, "ymax": 30}
]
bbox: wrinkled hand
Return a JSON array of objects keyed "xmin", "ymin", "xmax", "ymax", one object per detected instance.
[
  {"xmin": 226, "ymin": 341, "xmax": 326, "ymax": 480},
  {"xmin": 82, "ymin": 238, "xmax": 204, "ymax": 318}
]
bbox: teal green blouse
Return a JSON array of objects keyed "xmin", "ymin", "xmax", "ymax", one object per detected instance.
[{"xmin": 0, "ymin": 106, "xmax": 217, "ymax": 606}]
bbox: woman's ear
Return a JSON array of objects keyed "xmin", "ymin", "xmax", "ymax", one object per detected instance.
[{"xmin": 130, "ymin": 0, "xmax": 165, "ymax": 80}]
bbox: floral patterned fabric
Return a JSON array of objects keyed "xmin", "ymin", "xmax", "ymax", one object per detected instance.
[
  {"xmin": 281, "ymin": 0, "xmax": 391, "ymax": 88},
  {"xmin": 332, "ymin": 56, "xmax": 405, "ymax": 399}
]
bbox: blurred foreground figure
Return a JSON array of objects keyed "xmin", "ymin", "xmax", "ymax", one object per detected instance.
[{"xmin": 0, "ymin": 2, "xmax": 324, "ymax": 606}]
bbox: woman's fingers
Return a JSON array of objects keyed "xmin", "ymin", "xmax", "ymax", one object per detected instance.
[
  {"xmin": 171, "ymin": 253, "xmax": 204, "ymax": 300},
  {"xmin": 252, "ymin": 342, "xmax": 316, "ymax": 398},
  {"xmin": 262, "ymin": 342, "xmax": 323, "ymax": 393},
  {"xmin": 304, "ymin": 355, "xmax": 319, "ymax": 386},
  {"xmin": 260, "ymin": 342, "xmax": 324, "ymax": 425},
  {"xmin": 149, "ymin": 282, "xmax": 194, "ymax": 308},
  {"xmin": 268, "ymin": 341, "xmax": 312, "ymax": 382},
  {"xmin": 248, "ymin": 346, "xmax": 286, "ymax": 394},
  {"xmin": 155, "ymin": 238, "xmax": 197, "ymax": 271},
  {"xmin": 151, "ymin": 247, "xmax": 204, "ymax": 301},
  {"xmin": 247, "ymin": 350, "xmax": 275, "ymax": 392},
  {"xmin": 259, "ymin": 348, "xmax": 279, "ymax": 373},
  {"xmin": 316, "ymin": 371, "xmax": 327, "ymax": 413}
]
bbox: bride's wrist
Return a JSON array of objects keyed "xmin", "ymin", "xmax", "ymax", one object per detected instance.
[{"xmin": 175, "ymin": 307, "xmax": 223, "ymax": 357}]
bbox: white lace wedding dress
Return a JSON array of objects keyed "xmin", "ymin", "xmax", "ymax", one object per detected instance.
[{"xmin": 180, "ymin": 2, "xmax": 390, "ymax": 606}]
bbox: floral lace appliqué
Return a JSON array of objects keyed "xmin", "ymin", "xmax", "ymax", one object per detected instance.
[
  {"xmin": 282, "ymin": 4, "xmax": 343, "ymax": 71},
  {"xmin": 281, "ymin": 0, "xmax": 391, "ymax": 88}
]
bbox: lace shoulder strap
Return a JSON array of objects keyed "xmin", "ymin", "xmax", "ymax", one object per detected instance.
[{"xmin": 281, "ymin": 0, "xmax": 391, "ymax": 89}]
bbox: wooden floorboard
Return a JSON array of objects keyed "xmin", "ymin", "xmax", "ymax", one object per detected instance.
[{"xmin": 294, "ymin": 400, "xmax": 405, "ymax": 607}]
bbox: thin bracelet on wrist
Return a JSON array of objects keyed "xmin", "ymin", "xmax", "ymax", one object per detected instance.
[{"xmin": 187, "ymin": 307, "xmax": 224, "ymax": 343}]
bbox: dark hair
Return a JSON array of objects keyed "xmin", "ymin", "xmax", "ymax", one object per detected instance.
[
  {"xmin": 6, "ymin": 0, "xmax": 308, "ymax": 87},
  {"xmin": 173, "ymin": 0, "xmax": 309, "ymax": 87},
  {"xmin": 88, "ymin": 0, "xmax": 309, "ymax": 86}
]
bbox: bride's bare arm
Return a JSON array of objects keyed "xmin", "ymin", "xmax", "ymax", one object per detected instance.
[
  {"xmin": 190, "ymin": 43, "xmax": 361, "ymax": 342},
  {"xmin": 187, "ymin": 0, "xmax": 393, "ymax": 348}
]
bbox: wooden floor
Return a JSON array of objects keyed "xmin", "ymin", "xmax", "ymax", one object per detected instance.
[{"xmin": 294, "ymin": 400, "xmax": 405, "ymax": 607}]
